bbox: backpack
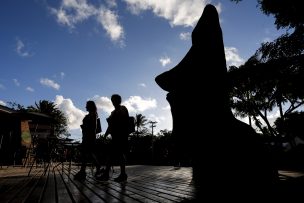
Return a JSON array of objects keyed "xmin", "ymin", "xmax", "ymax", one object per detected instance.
[{"xmin": 128, "ymin": 116, "xmax": 135, "ymax": 134}]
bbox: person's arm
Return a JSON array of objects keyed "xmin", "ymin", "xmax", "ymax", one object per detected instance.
[
  {"xmin": 104, "ymin": 116, "xmax": 112, "ymax": 137},
  {"xmin": 104, "ymin": 127, "xmax": 110, "ymax": 137}
]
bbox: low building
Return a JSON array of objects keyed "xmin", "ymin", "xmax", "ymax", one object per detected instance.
[{"xmin": 0, "ymin": 104, "xmax": 53, "ymax": 166}]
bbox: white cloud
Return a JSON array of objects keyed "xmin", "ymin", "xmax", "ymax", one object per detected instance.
[
  {"xmin": 91, "ymin": 95, "xmax": 113, "ymax": 115},
  {"xmin": 15, "ymin": 38, "xmax": 33, "ymax": 57},
  {"xmin": 26, "ymin": 87, "xmax": 34, "ymax": 92},
  {"xmin": 91, "ymin": 95, "xmax": 157, "ymax": 115},
  {"xmin": 54, "ymin": 95, "xmax": 86, "ymax": 130},
  {"xmin": 13, "ymin": 79, "xmax": 20, "ymax": 86},
  {"xmin": 96, "ymin": 7, "xmax": 124, "ymax": 44},
  {"xmin": 162, "ymin": 105, "xmax": 170, "ymax": 110},
  {"xmin": 123, "ymin": 0, "xmax": 212, "ymax": 27},
  {"xmin": 40, "ymin": 78, "xmax": 60, "ymax": 90},
  {"xmin": 45, "ymin": 95, "xmax": 167, "ymax": 139},
  {"xmin": 139, "ymin": 83, "xmax": 146, "ymax": 88},
  {"xmin": 49, "ymin": 0, "xmax": 222, "ymax": 45},
  {"xmin": 89, "ymin": 95, "xmax": 170, "ymax": 134},
  {"xmin": 50, "ymin": 0, "xmax": 124, "ymax": 43},
  {"xmin": 224, "ymin": 47, "xmax": 244, "ymax": 67},
  {"xmin": 159, "ymin": 56, "xmax": 171, "ymax": 67},
  {"xmin": 145, "ymin": 113, "xmax": 168, "ymax": 135},
  {"xmin": 179, "ymin": 32, "xmax": 191, "ymax": 40},
  {"xmin": 123, "ymin": 96, "xmax": 157, "ymax": 113},
  {"xmin": 146, "ymin": 114, "xmax": 164, "ymax": 124},
  {"xmin": 0, "ymin": 100, "xmax": 6, "ymax": 106},
  {"xmin": 50, "ymin": 0, "xmax": 96, "ymax": 28}
]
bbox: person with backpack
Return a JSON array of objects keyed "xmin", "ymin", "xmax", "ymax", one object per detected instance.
[{"xmin": 96, "ymin": 94, "xmax": 130, "ymax": 182}]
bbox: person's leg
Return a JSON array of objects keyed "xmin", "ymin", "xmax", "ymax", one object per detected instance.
[
  {"xmin": 74, "ymin": 145, "xmax": 87, "ymax": 180},
  {"xmin": 91, "ymin": 151, "xmax": 102, "ymax": 176},
  {"xmin": 80, "ymin": 145, "xmax": 90, "ymax": 172},
  {"xmin": 95, "ymin": 158, "xmax": 111, "ymax": 180},
  {"xmin": 119, "ymin": 153, "xmax": 126, "ymax": 175},
  {"xmin": 80, "ymin": 155, "xmax": 87, "ymax": 172},
  {"xmin": 114, "ymin": 151, "xmax": 127, "ymax": 182},
  {"xmin": 119, "ymin": 140, "xmax": 128, "ymax": 176},
  {"xmin": 95, "ymin": 146, "xmax": 113, "ymax": 181}
]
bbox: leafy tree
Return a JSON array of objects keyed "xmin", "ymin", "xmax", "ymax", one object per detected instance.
[
  {"xmin": 229, "ymin": 54, "xmax": 304, "ymax": 137},
  {"xmin": 257, "ymin": 0, "xmax": 304, "ymax": 30},
  {"xmin": 275, "ymin": 112, "xmax": 304, "ymax": 143},
  {"xmin": 27, "ymin": 100, "xmax": 68, "ymax": 138},
  {"xmin": 229, "ymin": 59, "xmax": 275, "ymax": 136},
  {"xmin": 231, "ymin": 0, "xmax": 304, "ymax": 30},
  {"xmin": 7, "ymin": 101, "xmax": 26, "ymax": 111},
  {"xmin": 229, "ymin": 0, "xmax": 304, "ymax": 141},
  {"xmin": 153, "ymin": 130, "xmax": 172, "ymax": 165},
  {"xmin": 231, "ymin": 0, "xmax": 304, "ymax": 58}
]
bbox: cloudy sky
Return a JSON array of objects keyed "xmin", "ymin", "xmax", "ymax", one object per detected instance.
[{"xmin": 0, "ymin": 0, "xmax": 286, "ymax": 141}]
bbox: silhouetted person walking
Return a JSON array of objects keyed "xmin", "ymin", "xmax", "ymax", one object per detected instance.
[
  {"xmin": 74, "ymin": 100, "xmax": 101, "ymax": 181},
  {"xmin": 97, "ymin": 94, "xmax": 129, "ymax": 182},
  {"xmin": 155, "ymin": 4, "xmax": 277, "ymax": 202}
]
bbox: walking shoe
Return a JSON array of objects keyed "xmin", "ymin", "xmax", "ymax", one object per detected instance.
[
  {"xmin": 74, "ymin": 171, "xmax": 86, "ymax": 181},
  {"xmin": 114, "ymin": 174, "xmax": 128, "ymax": 182},
  {"xmin": 95, "ymin": 173, "xmax": 109, "ymax": 181}
]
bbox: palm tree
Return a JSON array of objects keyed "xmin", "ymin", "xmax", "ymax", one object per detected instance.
[
  {"xmin": 134, "ymin": 114, "xmax": 148, "ymax": 136},
  {"xmin": 30, "ymin": 100, "xmax": 56, "ymax": 115}
]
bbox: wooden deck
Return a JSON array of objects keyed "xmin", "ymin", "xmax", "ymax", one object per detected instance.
[
  {"xmin": 2, "ymin": 163, "xmax": 304, "ymax": 203},
  {"xmin": 0, "ymin": 164, "xmax": 195, "ymax": 203}
]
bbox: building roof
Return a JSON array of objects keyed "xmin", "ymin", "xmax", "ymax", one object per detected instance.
[
  {"xmin": 0, "ymin": 104, "xmax": 53, "ymax": 122},
  {"xmin": 0, "ymin": 104, "xmax": 17, "ymax": 114}
]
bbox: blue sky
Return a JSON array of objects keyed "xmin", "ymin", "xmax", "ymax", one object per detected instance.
[{"xmin": 0, "ymin": 0, "xmax": 286, "ymax": 141}]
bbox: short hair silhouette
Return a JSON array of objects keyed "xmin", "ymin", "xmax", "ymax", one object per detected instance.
[{"xmin": 111, "ymin": 94, "xmax": 122, "ymax": 106}]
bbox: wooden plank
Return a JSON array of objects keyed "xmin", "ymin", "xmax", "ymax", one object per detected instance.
[
  {"xmin": 62, "ymin": 168, "xmax": 113, "ymax": 202},
  {"xmin": 40, "ymin": 169, "xmax": 56, "ymax": 203},
  {"xmin": 0, "ymin": 165, "xmax": 197, "ymax": 203},
  {"xmin": 91, "ymin": 165, "xmax": 193, "ymax": 203},
  {"xmin": 69, "ymin": 169, "xmax": 126, "ymax": 203},
  {"xmin": 68, "ymin": 166, "xmax": 139, "ymax": 203},
  {"xmin": 129, "ymin": 172, "xmax": 195, "ymax": 198},
  {"xmin": 7, "ymin": 171, "xmax": 43, "ymax": 203},
  {"xmin": 59, "ymin": 169, "xmax": 98, "ymax": 203},
  {"xmin": 54, "ymin": 169, "xmax": 73, "ymax": 203},
  {"xmin": 127, "ymin": 180, "xmax": 194, "ymax": 200},
  {"xmin": 120, "ymin": 165, "xmax": 194, "ymax": 202},
  {"xmin": 111, "ymin": 180, "xmax": 175, "ymax": 203},
  {"xmin": 86, "ymin": 176, "xmax": 138, "ymax": 203},
  {"xmin": 23, "ymin": 174, "xmax": 48, "ymax": 203},
  {"xmin": 132, "ymin": 177, "xmax": 194, "ymax": 193},
  {"xmin": 0, "ymin": 176, "xmax": 29, "ymax": 202}
]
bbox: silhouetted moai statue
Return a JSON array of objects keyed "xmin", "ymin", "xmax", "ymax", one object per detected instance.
[{"xmin": 155, "ymin": 4, "xmax": 277, "ymax": 201}]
